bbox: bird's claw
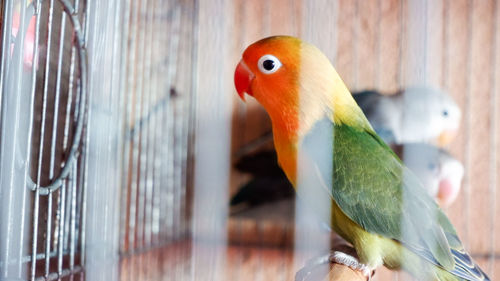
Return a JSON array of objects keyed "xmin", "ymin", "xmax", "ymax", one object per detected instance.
[
  {"xmin": 329, "ymin": 251, "xmax": 373, "ymax": 279},
  {"xmin": 295, "ymin": 251, "xmax": 374, "ymax": 281}
]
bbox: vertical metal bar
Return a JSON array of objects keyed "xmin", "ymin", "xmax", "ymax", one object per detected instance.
[
  {"xmin": 118, "ymin": 0, "xmax": 132, "ymax": 254},
  {"xmin": 158, "ymin": 0, "xmax": 172, "ymax": 244},
  {"xmin": 398, "ymin": 0, "xmax": 406, "ymax": 87},
  {"xmin": 423, "ymin": 0, "xmax": 429, "ymax": 85},
  {"xmin": 166, "ymin": 102, "xmax": 174, "ymax": 241},
  {"xmin": 80, "ymin": 125, "xmax": 89, "ymax": 266},
  {"xmin": 17, "ymin": 0, "xmax": 42, "ymax": 278},
  {"xmin": 463, "ymin": 0, "xmax": 474, "ymax": 245},
  {"xmin": 188, "ymin": 0, "xmax": 200, "ymax": 277},
  {"xmin": 150, "ymin": 0, "xmax": 162, "ymax": 246},
  {"xmin": 53, "ymin": 1, "xmax": 77, "ymax": 264},
  {"xmin": 188, "ymin": 0, "xmax": 199, "ymax": 240},
  {"xmin": 375, "ymin": 0, "xmax": 382, "ymax": 88},
  {"xmin": 170, "ymin": 4, "xmax": 185, "ymax": 278},
  {"xmin": 108, "ymin": 0, "xmax": 126, "ymax": 267},
  {"xmin": 50, "ymin": 3, "xmax": 67, "ymax": 179},
  {"xmin": 44, "ymin": 191, "xmax": 53, "ymax": 277},
  {"xmin": 127, "ymin": 0, "xmax": 141, "ymax": 253},
  {"xmin": 111, "ymin": 0, "xmax": 129, "ymax": 255},
  {"xmin": 69, "ymin": 163, "xmax": 77, "ymax": 270},
  {"xmin": 79, "ymin": 55, "xmax": 88, "ymax": 272},
  {"xmin": 136, "ymin": 0, "xmax": 151, "ymax": 251},
  {"xmin": 140, "ymin": 0, "xmax": 154, "ymax": 248},
  {"xmin": 7, "ymin": 3, "xmax": 29, "ymax": 276},
  {"xmin": 28, "ymin": 95, "xmax": 40, "ymax": 278},
  {"xmin": 31, "ymin": 0, "xmax": 55, "ymax": 278},
  {"xmin": 80, "ymin": 125, "xmax": 88, "ymax": 267},
  {"xmin": 192, "ymin": 0, "xmax": 232, "ymax": 279},
  {"xmin": 167, "ymin": 1, "xmax": 182, "ymax": 244},
  {"xmin": 0, "ymin": 0, "xmax": 14, "ymax": 95},
  {"xmin": 57, "ymin": 182, "xmax": 66, "ymax": 274},
  {"xmin": 170, "ymin": 1, "xmax": 182, "ymax": 244},
  {"xmin": 45, "ymin": 3, "xmax": 69, "ymax": 277},
  {"xmin": 83, "ymin": 0, "xmax": 89, "ymax": 47},
  {"xmin": 352, "ymin": 0, "xmax": 359, "ymax": 89},
  {"xmin": 179, "ymin": 1, "xmax": 191, "ymax": 243},
  {"xmin": 488, "ymin": 0, "xmax": 498, "ymax": 274},
  {"xmin": 76, "ymin": 0, "xmax": 87, "ymax": 268},
  {"xmin": 144, "ymin": 0, "xmax": 157, "ymax": 248},
  {"xmin": 442, "ymin": 0, "xmax": 449, "ymax": 90}
]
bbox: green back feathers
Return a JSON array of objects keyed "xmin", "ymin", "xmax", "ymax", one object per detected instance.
[
  {"xmin": 299, "ymin": 118, "xmax": 458, "ymax": 270},
  {"xmin": 299, "ymin": 116, "xmax": 489, "ymax": 280},
  {"xmin": 330, "ymin": 123, "xmax": 456, "ymax": 269}
]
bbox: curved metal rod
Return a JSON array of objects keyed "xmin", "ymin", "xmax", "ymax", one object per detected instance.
[{"xmin": 26, "ymin": 0, "xmax": 87, "ymax": 195}]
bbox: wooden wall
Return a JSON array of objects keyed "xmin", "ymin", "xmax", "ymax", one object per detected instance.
[{"xmin": 228, "ymin": 0, "xmax": 500, "ymax": 280}]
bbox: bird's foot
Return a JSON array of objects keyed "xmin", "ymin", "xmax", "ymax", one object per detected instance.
[
  {"xmin": 295, "ymin": 251, "xmax": 374, "ymax": 281},
  {"xmin": 329, "ymin": 251, "xmax": 373, "ymax": 279}
]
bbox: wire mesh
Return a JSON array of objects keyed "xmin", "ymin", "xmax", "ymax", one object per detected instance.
[
  {"xmin": 0, "ymin": 0, "xmax": 88, "ymax": 280},
  {"xmin": 116, "ymin": 1, "xmax": 195, "ymax": 279}
]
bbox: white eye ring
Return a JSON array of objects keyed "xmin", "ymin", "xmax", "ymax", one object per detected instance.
[{"xmin": 257, "ymin": 54, "xmax": 282, "ymax": 74}]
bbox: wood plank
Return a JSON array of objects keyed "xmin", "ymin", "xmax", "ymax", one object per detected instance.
[
  {"xmin": 336, "ymin": 0, "xmax": 356, "ymax": 88},
  {"xmin": 467, "ymin": 0, "xmax": 495, "ymax": 255},
  {"xmin": 301, "ymin": 0, "xmax": 338, "ymax": 63},
  {"xmin": 426, "ymin": 0, "xmax": 444, "ymax": 87},
  {"xmin": 398, "ymin": 0, "xmax": 408, "ymax": 88},
  {"xmin": 356, "ymin": 0, "xmax": 378, "ymax": 91},
  {"xmin": 492, "ymin": 0, "xmax": 500, "ymax": 268},
  {"xmin": 377, "ymin": 0, "xmax": 402, "ymax": 92},
  {"xmin": 442, "ymin": 0, "xmax": 470, "ymax": 242},
  {"xmin": 269, "ymin": 0, "xmax": 298, "ymax": 36}
]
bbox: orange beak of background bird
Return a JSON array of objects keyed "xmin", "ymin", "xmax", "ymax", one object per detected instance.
[
  {"xmin": 234, "ymin": 60, "xmax": 254, "ymax": 101},
  {"xmin": 436, "ymin": 128, "xmax": 458, "ymax": 147}
]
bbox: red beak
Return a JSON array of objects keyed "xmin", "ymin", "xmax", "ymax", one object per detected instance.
[{"xmin": 234, "ymin": 60, "xmax": 254, "ymax": 101}]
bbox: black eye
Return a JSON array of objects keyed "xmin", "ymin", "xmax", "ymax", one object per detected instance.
[
  {"xmin": 442, "ymin": 110, "xmax": 448, "ymax": 117},
  {"xmin": 257, "ymin": 54, "xmax": 282, "ymax": 74},
  {"xmin": 263, "ymin": 60, "xmax": 275, "ymax": 71}
]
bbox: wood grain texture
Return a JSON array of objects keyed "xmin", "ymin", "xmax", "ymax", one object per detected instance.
[
  {"xmin": 378, "ymin": 0, "xmax": 402, "ymax": 92},
  {"xmin": 356, "ymin": 0, "xmax": 377, "ymax": 90},
  {"xmin": 426, "ymin": 0, "xmax": 444, "ymax": 87},
  {"xmin": 336, "ymin": 0, "xmax": 356, "ymax": 88},
  {"xmin": 443, "ymin": 0, "xmax": 470, "ymax": 242},
  {"xmin": 491, "ymin": 0, "xmax": 500, "ymax": 277},
  {"xmin": 324, "ymin": 264, "xmax": 367, "ymax": 281},
  {"xmin": 468, "ymin": 0, "xmax": 495, "ymax": 254}
]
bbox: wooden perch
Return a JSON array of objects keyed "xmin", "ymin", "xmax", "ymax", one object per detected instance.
[{"xmin": 324, "ymin": 263, "xmax": 368, "ymax": 281}]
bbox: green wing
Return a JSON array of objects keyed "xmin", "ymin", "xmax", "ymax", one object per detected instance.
[
  {"xmin": 299, "ymin": 118, "xmax": 488, "ymax": 280},
  {"xmin": 331, "ymin": 123, "xmax": 456, "ymax": 266}
]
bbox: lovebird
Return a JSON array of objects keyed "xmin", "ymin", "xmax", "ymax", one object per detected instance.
[
  {"xmin": 353, "ymin": 88, "xmax": 461, "ymax": 146},
  {"xmin": 231, "ymin": 143, "xmax": 463, "ymax": 211},
  {"xmin": 403, "ymin": 144, "xmax": 464, "ymax": 208},
  {"xmin": 234, "ymin": 36, "xmax": 489, "ymax": 281}
]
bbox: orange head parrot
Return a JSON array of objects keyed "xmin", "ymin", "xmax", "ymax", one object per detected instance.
[{"xmin": 234, "ymin": 36, "xmax": 489, "ymax": 281}]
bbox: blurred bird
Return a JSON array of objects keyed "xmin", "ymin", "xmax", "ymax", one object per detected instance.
[
  {"xmin": 402, "ymin": 143, "xmax": 464, "ymax": 208},
  {"xmin": 231, "ymin": 150, "xmax": 293, "ymax": 209},
  {"xmin": 353, "ymin": 87, "xmax": 461, "ymax": 146},
  {"xmin": 231, "ymin": 142, "xmax": 464, "ymax": 211},
  {"xmin": 234, "ymin": 36, "xmax": 488, "ymax": 281}
]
